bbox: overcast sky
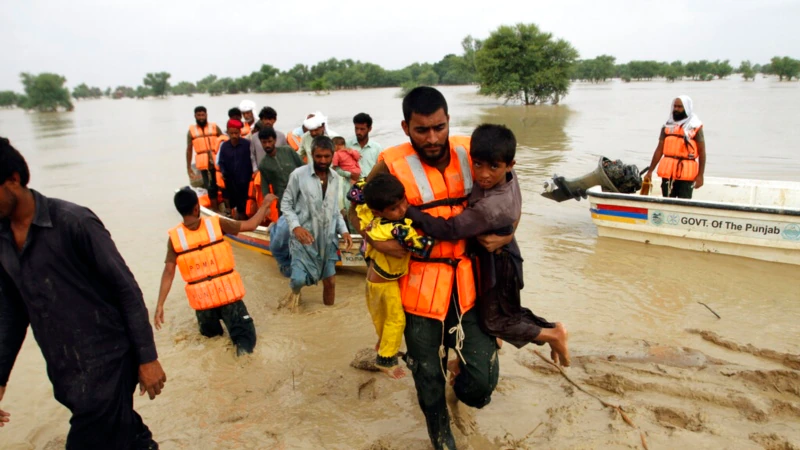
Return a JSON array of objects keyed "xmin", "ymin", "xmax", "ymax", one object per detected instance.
[{"xmin": 2, "ymin": 0, "xmax": 798, "ymax": 91}]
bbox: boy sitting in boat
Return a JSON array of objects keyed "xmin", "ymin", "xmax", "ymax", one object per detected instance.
[
  {"xmin": 350, "ymin": 174, "xmax": 434, "ymax": 378},
  {"xmin": 405, "ymin": 124, "xmax": 570, "ymax": 366}
]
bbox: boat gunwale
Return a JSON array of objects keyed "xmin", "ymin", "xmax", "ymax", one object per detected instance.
[{"xmin": 587, "ymin": 186, "xmax": 800, "ymax": 217}]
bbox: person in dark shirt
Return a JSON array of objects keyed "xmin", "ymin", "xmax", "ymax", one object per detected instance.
[
  {"xmin": 405, "ymin": 124, "xmax": 570, "ymax": 365},
  {"xmin": 218, "ymin": 119, "xmax": 253, "ymax": 220},
  {"xmin": 0, "ymin": 137, "xmax": 166, "ymax": 448},
  {"xmin": 257, "ymin": 127, "xmax": 305, "ymax": 278}
]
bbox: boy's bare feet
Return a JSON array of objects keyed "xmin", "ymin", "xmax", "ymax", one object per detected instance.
[
  {"xmin": 447, "ymin": 358, "xmax": 461, "ymax": 386},
  {"xmin": 377, "ymin": 365, "xmax": 406, "ymax": 379},
  {"xmin": 548, "ymin": 322, "xmax": 570, "ymax": 367}
]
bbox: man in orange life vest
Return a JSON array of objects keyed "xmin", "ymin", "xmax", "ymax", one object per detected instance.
[
  {"xmin": 352, "ymin": 87, "xmax": 514, "ymax": 450},
  {"xmin": 186, "ymin": 106, "xmax": 223, "ymax": 209},
  {"xmin": 153, "ymin": 187, "xmax": 275, "ymax": 356},
  {"xmin": 644, "ymin": 95, "xmax": 706, "ymax": 199}
]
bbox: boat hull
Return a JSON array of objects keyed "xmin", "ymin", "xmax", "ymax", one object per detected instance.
[{"xmin": 587, "ymin": 178, "xmax": 800, "ymax": 265}]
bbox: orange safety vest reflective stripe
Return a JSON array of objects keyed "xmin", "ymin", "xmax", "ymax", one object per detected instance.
[
  {"xmin": 286, "ymin": 131, "xmax": 302, "ymax": 150},
  {"xmin": 379, "ymin": 137, "xmax": 476, "ymax": 321},
  {"xmin": 190, "ymin": 123, "xmax": 220, "ymax": 171},
  {"xmin": 168, "ymin": 216, "xmax": 245, "ymax": 310},
  {"xmin": 245, "ymin": 172, "xmax": 279, "ymax": 223},
  {"xmin": 657, "ymin": 125, "xmax": 701, "ymax": 181}
]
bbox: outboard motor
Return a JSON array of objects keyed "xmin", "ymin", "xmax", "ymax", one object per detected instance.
[{"xmin": 542, "ymin": 157, "xmax": 643, "ymax": 202}]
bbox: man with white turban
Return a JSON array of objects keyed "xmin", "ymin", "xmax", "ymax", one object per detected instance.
[
  {"xmin": 239, "ymin": 100, "xmax": 257, "ymax": 130},
  {"xmin": 297, "ymin": 111, "xmax": 339, "ymax": 162},
  {"xmin": 644, "ymin": 95, "xmax": 706, "ymax": 199}
]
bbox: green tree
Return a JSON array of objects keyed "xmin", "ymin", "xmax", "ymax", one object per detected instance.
[
  {"xmin": 19, "ymin": 72, "xmax": 73, "ymax": 111},
  {"xmin": 309, "ymin": 78, "xmax": 331, "ymax": 94},
  {"xmin": 72, "ymin": 83, "xmax": 103, "ymax": 99},
  {"xmin": 475, "ymin": 24, "xmax": 578, "ymax": 105},
  {"xmin": 135, "ymin": 85, "xmax": 151, "ymax": 99},
  {"xmin": 770, "ymin": 56, "xmax": 800, "ymax": 81},
  {"xmin": 0, "ymin": 91, "xmax": 18, "ymax": 108},
  {"xmin": 171, "ymin": 81, "xmax": 197, "ymax": 96},
  {"xmin": 433, "ymin": 54, "xmax": 474, "ymax": 85},
  {"xmin": 738, "ymin": 60, "xmax": 756, "ymax": 81},
  {"xmin": 711, "ymin": 59, "xmax": 733, "ymax": 79},
  {"xmin": 287, "ymin": 64, "xmax": 310, "ymax": 90},
  {"xmin": 461, "ymin": 35, "xmax": 482, "ymax": 75},
  {"xmin": 417, "ymin": 69, "xmax": 440, "ymax": 86},
  {"xmin": 104, "ymin": 87, "xmax": 112, "ymax": 97},
  {"xmin": 196, "ymin": 75, "xmax": 217, "ymax": 93},
  {"xmin": 143, "ymin": 72, "xmax": 171, "ymax": 97}
]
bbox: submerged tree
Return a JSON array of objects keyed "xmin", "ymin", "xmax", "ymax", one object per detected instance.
[
  {"xmin": 19, "ymin": 72, "xmax": 73, "ymax": 111},
  {"xmin": 738, "ymin": 60, "xmax": 756, "ymax": 81},
  {"xmin": 0, "ymin": 91, "xmax": 18, "ymax": 108},
  {"xmin": 475, "ymin": 23, "xmax": 578, "ymax": 105},
  {"xmin": 143, "ymin": 72, "xmax": 171, "ymax": 97}
]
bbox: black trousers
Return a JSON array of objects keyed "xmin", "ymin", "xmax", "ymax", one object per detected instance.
[
  {"xmin": 59, "ymin": 353, "xmax": 157, "ymax": 450},
  {"xmin": 200, "ymin": 165, "xmax": 218, "ymax": 201},
  {"xmin": 196, "ymin": 300, "xmax": 256, "ymax": 352},
  {"xmin": 404, "ymin": 294, "xmax": 499, "ymax": 450},
  {"xmin": 661, "ymin": 179, "xmax": 694, "ymax": 199},
  {"xmin": 225, "ymin": 180, "xmax": 250, "ymax": 215}
]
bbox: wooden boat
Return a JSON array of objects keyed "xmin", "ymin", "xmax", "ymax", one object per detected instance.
[
  {"xmin": 586, "ymin": 177, "xmax": 800, "ymax": 265},
  {"xmin": 197, "ymin": 201, "xmax": 366, "ymax": 271}
]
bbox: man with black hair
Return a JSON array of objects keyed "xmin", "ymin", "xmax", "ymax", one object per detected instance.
[
  {"xmin": 251, "ymin": 107, "xmax": 288, "ymax": 165},
  {"xmin": 0, "ymin": 138, "xmax": 166, "ymax": 449},
  {"xmin": 186, "ymin": 106, "xmax": 223, "ymax": 209},
  {"xmin": 153, "ymin": 187, "xmax": 275, "ymax": 356},
  {"xmin": 352, "ymin": 87, "xmax": 517, "ymax": 450},
  {"xmin": 348, "ymin": 112, "xmax": 383, "ymax": 176},
  {"xmin": 227, "ymin": 107, "xmax": 251, "ymax": 137},
  {"xmin": 280, "ymin": 136, "xmax": 352, "ymax": 310},
  {"xmin": 406, "ymin": 124, "xmax": 570, "ymax": 363},
  {"xmin": 218, "ymin": 119, "xmax": 253, "ymax": 220}
]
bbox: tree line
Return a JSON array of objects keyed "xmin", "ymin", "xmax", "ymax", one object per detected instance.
[
  {"xmin": 572, "ymin": 55, "xmax": 800, "ymax": 83},
  {"xmin": 2, "ymin": 23, "xmax": 798, "ymax": 111}
]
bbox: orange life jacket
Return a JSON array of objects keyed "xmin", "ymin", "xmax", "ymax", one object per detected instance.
[
  {"xmin": 657, "ymin": 125, "xmax": 701, "ymax": 181},
  {"xmin": 286, "ymin": 130, "xmax": 302, "ymax": 150},
  {"xmin": 168, "ymin": 216, "xmax": 245, "ymax": 310},
  {"xmin": 190, "ymin": 123, "xmax": 220, "ymax": 171},
  {"xmin": 215, "ymin": 135, "xmax": 229, "ymax": 190},
  {"xmin": 241, "ymin": 122, "xmax": 252, "ymax": 138},
  {"xmin": 245, "ymin": 172, "xmax": 279, "ymax": 224},
  {"xmin": 380, "ymin": 137, "xmax": 476, "ymax": 321}
]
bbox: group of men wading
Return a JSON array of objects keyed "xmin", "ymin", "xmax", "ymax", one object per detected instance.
[{"xmin": 0, "ymin": 88, "xmax": 707, "ymax": 450}]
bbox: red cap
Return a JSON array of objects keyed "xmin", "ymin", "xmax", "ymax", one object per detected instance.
[{"xmin": 227, "ymin": 119, "xmax": 243, "ymax": 129}]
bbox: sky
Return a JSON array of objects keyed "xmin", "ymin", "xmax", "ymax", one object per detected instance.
[{"xmin": 2, "ymin": 0, "xmax": 799, "ymax": 91}]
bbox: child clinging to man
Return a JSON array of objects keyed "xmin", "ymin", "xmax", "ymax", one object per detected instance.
[
  {"xmin": 405, "ymin": 124, "xmax": 570, "ymax": 367},
  {"xmin": 350, "ymin": 173, "xmax": 434, "ymax": 378},
  {"xmin": 331, "ymin": 136, "xmax": 362, "ymax": 185}
]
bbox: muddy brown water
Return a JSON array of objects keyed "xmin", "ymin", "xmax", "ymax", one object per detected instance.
[{"xmin": 1, "ymin": 81, "xmax": 798, "ymax": 449}]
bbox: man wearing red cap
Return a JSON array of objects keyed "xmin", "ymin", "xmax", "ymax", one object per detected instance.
[{"xmin": 218, "ymin": 119, "xmax": 253, "ymax": 219}]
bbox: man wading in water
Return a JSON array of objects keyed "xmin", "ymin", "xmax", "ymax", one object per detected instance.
[
  {"xmin": 0, "ymin": 138, "xmax": 166, "ymax": 448},
  {"xmin": 352, "ymin": 87, "xmax": 514, "ymax": 449}
]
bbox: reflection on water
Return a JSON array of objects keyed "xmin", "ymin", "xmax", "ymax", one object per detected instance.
[{"xmin": 29, "ymin": 111, "xmax": 76, "ymax": 139}]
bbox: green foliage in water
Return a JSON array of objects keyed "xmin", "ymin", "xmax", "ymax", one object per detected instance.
[
  {"xmin": 572, "ymin": 55, "xmax": 616, "ymax": 83},
  {"xmin": 19, "ymin": 72, "xmax": 73, "ymax": 112},
  {"xmin": 738, "ymin": 61, "xmax": 756, "ymax": 81},
  {"xmin": 475, "ymin": 23, "xmax": 579, "ymax": 105},
  {"xmin": 143, "ymin": 72, "xmax": 171, "ymax": 97},
  {"xmin": 0, "ymin": 91, "xmax": 18, "ymax": 108},
  {"xmin": 72, "ymin": 83, "xmax": 103, "ymax": 99},
  {"xmin": 171, "ymin": 81, "xmax": 197, "ymax": 96},
  {"xmin": 767, "ymin": 56, "xmax": 800, "ymax": 81}
]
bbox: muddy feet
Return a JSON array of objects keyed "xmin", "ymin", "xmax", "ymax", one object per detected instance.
[
  {"xmin": 377, "ymin": 364, "xmax": 406, "ymax": 380},
  {"xmin": 445, "ymin": 383, "xmax": 477, "ymax": 436},
  {"xmin": 278, "ymin": 291, "xmax": 301, "ymax": 312},
  {"xmin": 447, "ymin": 358, "xmax": 461, "ymax": 386}
]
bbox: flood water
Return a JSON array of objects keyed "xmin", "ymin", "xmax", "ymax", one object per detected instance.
[{"xmin": 1, "ymin": 80, "xmax": 798, "ymax": 449}]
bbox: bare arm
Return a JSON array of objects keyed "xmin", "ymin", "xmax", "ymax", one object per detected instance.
[
  {"xmin": 153, "ymin": 262, "xmax": 176, "ymax": 330},
  {"xmin": 239, "ymin": 197, "xmax": 276, "ymax": 232},
  {"xmin": 695, "ymin": 140, "xmax": 706, "ymax": 188},
  {"xmin": 186, "ymin": 142, "xmax": 193, "ymax": 174},
  {"xmin": 645, "ymin": 139, "xmax": 665, "ymax": 178},
  {"xmin": 406, "ymin": 205, "xmax": 504, "ymax": 241}
]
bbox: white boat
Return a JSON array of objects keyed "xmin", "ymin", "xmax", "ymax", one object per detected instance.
[
  {"xmin": 586, "ymin": 177, "xmax": 800, "ymax": 265},
  {"xmin": 196, "ymin": 202, "xmax": 366, "ymax": 271}
]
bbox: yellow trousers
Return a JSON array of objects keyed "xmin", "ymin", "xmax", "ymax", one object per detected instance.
[{"xmin": 365, "ymin": 280, "xmax": 406, "ymax": 360}]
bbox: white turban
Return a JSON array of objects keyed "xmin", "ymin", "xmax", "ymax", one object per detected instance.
[
  {"xmin": 664, "ymin": 95, "xmax": 703, "ymax": 139},
  {"xmin": 239, "ymin": 100, "xmax": 256, "ymax": 112},
  {"xmin": 303, "ymin": 111, "xmax": 327, "ymax": 130}
]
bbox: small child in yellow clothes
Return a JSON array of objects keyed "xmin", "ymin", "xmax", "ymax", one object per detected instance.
[{"xmin": 351, "ymin": 174, "xmax": 434, "ymax": 379}]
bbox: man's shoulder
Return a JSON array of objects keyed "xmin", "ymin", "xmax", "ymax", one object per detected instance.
[
  {"xmin": 36, "ymin": 191, "xmax": 97, "ymax": 228},
  {"xmin": 450, "ymin": 136, "xmax": 471, "ymax": 149}
]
